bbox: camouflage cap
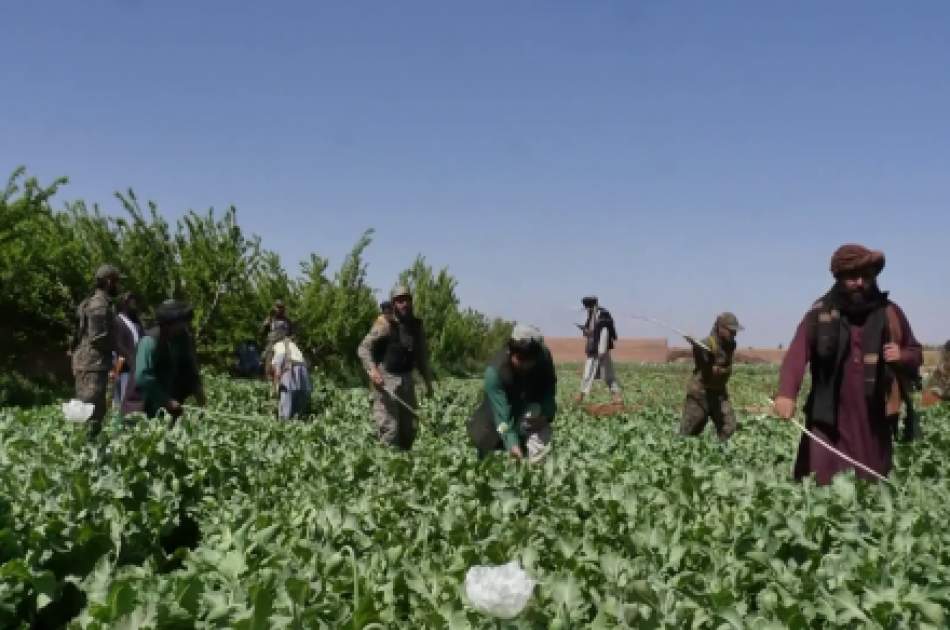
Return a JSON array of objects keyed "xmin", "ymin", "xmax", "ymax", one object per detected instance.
[
  {"xmin": 716, "ymin": 312, "xmax": 743, "ymax": 332},
  {"xmin": 390, "ymin": 285, "xmax": 412, "ymax": 300},
  {"xmin": 94, "ymin": 264, "xmax": 122, "ymax": 280}
]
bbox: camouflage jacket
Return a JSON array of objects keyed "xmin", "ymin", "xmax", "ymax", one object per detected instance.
[
  {"xmin": 357, "ymin": 314, "xmax": 434, "ymax": 383},
  {"xmin": 72, "ymin": 289, "xmax": 115, "ymax": 373},
  {"xmin": 927, "ymin": 349, "xmax": 950, "ymax": 399},
  {"xmin": 688, "ymin": 333, "xmax": 735, "ymax": 394}
]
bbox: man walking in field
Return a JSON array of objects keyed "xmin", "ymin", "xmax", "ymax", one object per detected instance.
[
  {"xmin": 467, "ymin": 323, "xmax": 557, "ymax": 463},
  {"xmin": 773, "ymin": 244, "xmax": 922, "ymax": 484},
  {"xmin": 357, "ymin": 285, "xmax": 434, "ymax": 450},
  {"xmin": 131, "ymin": 300, "xmax": 206, "ymax": 420},
  {"xmin": 72, "ymin": 264, "xmax": 121, "ymax": 438},
  {"xmin": 574, "ymin": 296, "xmax": 622, "ymax": 404},
  {"xmin": 679, "ymin": 312, "xmax": 742, "ymax": 441},
  {"xmin": 922, "ymin": 341, "xmax": 950, "ymax": 407}
]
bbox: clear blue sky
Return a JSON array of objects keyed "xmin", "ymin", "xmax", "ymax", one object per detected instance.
[{"xmin": 3, "ymin": 1, "xmax": 947, "ymax": 346}]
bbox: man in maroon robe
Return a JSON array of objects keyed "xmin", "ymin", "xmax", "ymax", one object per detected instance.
[{"xmin": 774, "ymin": 244, "xmax": 922, "ymax": 485}]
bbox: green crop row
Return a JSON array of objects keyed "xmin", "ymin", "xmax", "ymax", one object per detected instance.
[{"xmin": 2, "ymin": 365, "xmax": 949, "ymax": 628}]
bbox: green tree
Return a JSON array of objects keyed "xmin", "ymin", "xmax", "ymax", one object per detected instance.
[
  {"xmin": 0, "ymin": 169, "xmax": 79, "ymax": 356},
  {"xmin": 399, "ymin": 256, "xmax": 513, "ymax": 375},
  {"xmin": 110, "ymin": 190, "xmax": 178, "ymax": 306},
  {"xmin": 295, "ymin": 229, "xmax": 379, "ymax": 384},
  {"xmin": 174, "ymin": 206, "xmax": 263, "ymax": 363},
  {"xmin": 1, "ymin": 167, "xmax": 514, "ymax": 399}
]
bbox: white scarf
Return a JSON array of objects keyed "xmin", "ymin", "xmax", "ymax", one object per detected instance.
[{"xmin": 118, "ymin": 313, "xmax": 141, "ymax": 346}]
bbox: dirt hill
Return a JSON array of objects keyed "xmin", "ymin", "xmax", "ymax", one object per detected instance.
[
  {"xmin": 548, "ymin": 338, "xmax": 942, "ymax": 367},
  {"xmin": 546, "ymin": 338, "xmax": 670, "ymax": 364},
  {"xmin": 546, "ymin": 337, "xmax": 788, "ymax": 365}
]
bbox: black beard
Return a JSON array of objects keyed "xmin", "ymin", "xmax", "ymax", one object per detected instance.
[
  {"xmin": 845, "ymin": 287, "xmax": 870, "ymax": 305},
  {"xmin": 514, "ymin": 360, "xmax": 535, "ymax": 373},
  {"xmin": 831, "ymin": 281, "xmax": 885, "ymax": 320}
]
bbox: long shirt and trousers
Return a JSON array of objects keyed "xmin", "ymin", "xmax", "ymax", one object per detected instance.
[
  {"xmin": 579, "ymin": 308, "xmax": 621, "ymax": 396},
  {"xmin": 271, "ymin": 339, "xmax": 312, "ymax": 420},
  {"xmin": 357, "ymin": 314, "xmax": 433, "ymax": 450},
  {"xmin": 113, "ymin": 313, "xmax": 143, "ymax": 408},
  {"xmin": 778, "ymin": 297, "xmax": 921, "ymax": 484},
  {"xmin": 469, "ymin": 345, "xmax": 558, "ymax": 461},
  {"xmin": 129, "ymin": 330, "xmax": 203, "ymax": 418},
  {"xmin": 261, "ymin": 316, "xmax": 294, "ymax": 375}
]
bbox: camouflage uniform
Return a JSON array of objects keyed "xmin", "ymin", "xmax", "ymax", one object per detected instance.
[
  {"xmin": 72, "ymin": 288, "xmax": 116, "ymax": 437},
  {"xmin": 925, "ymin": 343, "xmax": 950, "ymax": 401},
  {"xmin": 680, "ymin": 315, "xmax": 741, "ymax": 441},
  {"xmin": 357, "ymin": 290, "xmax": 433, "ymax": 450}
]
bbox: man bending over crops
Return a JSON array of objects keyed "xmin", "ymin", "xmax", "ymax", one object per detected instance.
[
  {"xmin": 261, "ymin": 299, "xmax": 294, "ymax": 378},
  {"xmin": 575, "ymin": 296, "xmax": 622, "ymax": 405},
  {"xmin": 131, "ymin": 300, "xmax": 206, "ymax": 420},
  {"xmin": 71, "ymin": 264, "xmax": 121, "ymax": 439},
  {"xmin": 923, "ymin": 341, "xmax": 950, "ymax": 407},
  {"xmin": 680, "ymin": 312, "xmax": 742, "ymax": 441},
  {"xmin": 357, "ymin": 285, "xmax": 434, "ymax": 450},
  {"xmin": 773, "ymin": 244, "xmax": 922, "ymax": 484},
  {"xmin": 467, "ymin": 323, "xmax": 557, "ymax": 463},
  {"xmin": 271, "ymin": 329, "xmax": 311, "ymax": 420}
]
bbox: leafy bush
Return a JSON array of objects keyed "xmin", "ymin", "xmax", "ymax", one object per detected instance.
[
  {"xmin": 294, "ymin": 230, "xmax": 380, "ymax": 385},
  {"xmin": 398, "ymin": 255, "xmax": 513, "ymax": 376},
  {"xmin": 0, "ymin": 168, "xmax": 507, "ymax": 388}
]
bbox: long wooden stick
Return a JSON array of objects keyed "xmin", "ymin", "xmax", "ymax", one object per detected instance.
[
  {"xmin": 629, "ymin": 314, "xmax": 712, "ymax": 353},
  {"xmin": 789, "ymin": 417, "xmax": 891, "ymax": 484},
  {"xmin": 381, "ymin": 385, "xmax": 421, "ymax": 419}
]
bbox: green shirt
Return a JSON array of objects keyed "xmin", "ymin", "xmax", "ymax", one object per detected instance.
[
  {"xmin": 484, "ymin": 347, "xmax": 557, "ymax": 450},
  {"xmin": 134, "ymin": 332, "xmax": 201, "ymax": 417}
]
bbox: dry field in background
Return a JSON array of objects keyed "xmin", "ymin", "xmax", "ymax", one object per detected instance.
[{"xmin": 547, "ymin": 337, "xmax": 941, "ymax": 367}]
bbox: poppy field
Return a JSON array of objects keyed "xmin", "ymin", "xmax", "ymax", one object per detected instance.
[{"xmin": 2, "ymin": 364, "xmax": 949, "ymax": 628}]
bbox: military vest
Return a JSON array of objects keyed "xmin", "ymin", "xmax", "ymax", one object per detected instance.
[
  {"xmin": 486, "ymin": 347, "xmax": 557, "ymax": 418},
  {"xmin": 375, "ymin": 316, "xmax": 423, "ymax": 375},
  {"xmin": 467, "ymin": 345, "xmax": 557, "ymax": 451},
  {"xmin": 692, "ymin": 333, "xmax": 735, "ymax": 392},
  {"xmin": 584, "ymin": 308, "xmax": 618, "ymax": 358},
  {"xmin": 804, "ymin": 295, "xmax": 901, "ymax": 428}
]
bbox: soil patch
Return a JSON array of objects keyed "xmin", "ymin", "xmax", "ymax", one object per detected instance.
[{"xmin": 582, "ymin": 402, "xmax": 640, "ymax": 417}]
